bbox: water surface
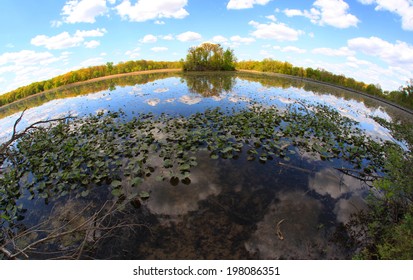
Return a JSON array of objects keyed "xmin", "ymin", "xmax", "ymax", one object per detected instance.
[{"xmin": 1, "ymin": 71, "xmax": 411, "ymax": 259}]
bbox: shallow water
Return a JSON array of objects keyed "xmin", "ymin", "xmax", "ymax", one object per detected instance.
[{"xmin": 1, "ymin": 71, "xmax": 411, "ymax": 259}]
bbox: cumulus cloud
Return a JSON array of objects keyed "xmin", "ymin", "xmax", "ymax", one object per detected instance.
[
  {"xmin": 274, "ymin": 45, "xmax": 307, "ymax": 54},
  {"xmin": 348, "ymin": 36, "xmax": 413, "ymax": 67},
  {"xmin": 230, "ymin": 35, "xmax": 255, "ymax": 44},
  {"xmin": 0, "ymin": 51, "xmax": 69, "ymax": 94},
  {"xmin": 227, "ymin": 0, "xmax": 272, "ymax": 10},
  {"xmin": 31, "ymin": 32, "xmax": 84, "ymax": 50},
  {"xmin": 31, "ymin": 28, "xmax": 106, "ymax": 50},
  {"xmin": 84, "ymin": 40, "xmax": 100, "ymax": 48},
  {"xmin": 212, "ymin": 35, "xmax": 229, "ymax": 44},
  {"xmin": 358, "ymin": 0, "xmax": 413, "ymax": 31},
  {"xmin": 162, "ymin": 34, "xmax": 174, "ymax": 41},
  {"xmin": 79, "ymin": 57, "xmax": 105, "ymax": 67},
  {"xmin": 115, "ymin": 0, "xmax": 189, "ymax": 22},
  {"xmin": 151, "ymin": 47, "xmax": 168, "ymax": 52},
  {"xmin": 312, "ymin": 46, "xmax": 354, "ymax": 56},
  {"xmin": 61, "ymin": 0, "xmax": 108, "ymax": 23},
  {"xmin": 141, "ymin": 34, "xmax": 158, "ymax": 43},
  {"xmin": 284, "ymin": 0, "xmax": 359, "ymax": 29},
  {"xmin": 125, "ymin": 47, "xmax": 141, "ymax": 59},
  {"xmin": 249, "ymin": 20, "xmax": 304, "ymax": 41},
  {"xmin": 0, "ymin": 51, "xmax": 66, "ymax": 69},
  {"xmin": 176, "ymin": 31, "xmax": 202, "ymax": 42}
]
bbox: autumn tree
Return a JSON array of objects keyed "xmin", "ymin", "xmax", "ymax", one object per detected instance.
[{"xmin": 183, "ymin": 43, "xmax": 236, "ymax": 71}]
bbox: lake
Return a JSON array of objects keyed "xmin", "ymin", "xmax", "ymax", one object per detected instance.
[{"xmin": 0, "ymin": 71, "xmax": 411, "ymax": 259}]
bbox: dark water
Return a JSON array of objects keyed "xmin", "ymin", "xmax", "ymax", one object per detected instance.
[{"xmin": 1, "ymin": 71, "xmax": 411, "ymax": 259}]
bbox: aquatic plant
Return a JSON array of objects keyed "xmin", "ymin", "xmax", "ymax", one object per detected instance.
[{"xmin": 0, "ymin": 100, "xmax": 394, "ymax": 232}]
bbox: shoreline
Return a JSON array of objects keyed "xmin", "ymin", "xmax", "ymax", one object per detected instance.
[
  {"xmin": 0, "ymin": 68, "xmax": 182, "ymax": 109},
  {"xmin": 237, "ymin": 69, "xmax": 413, "ymax": 115},
  {"xmin": 1, "ymin": 68, "xmax": 413, "ymax": 115}
]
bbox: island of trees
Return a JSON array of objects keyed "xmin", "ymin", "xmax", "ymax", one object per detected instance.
[{"xmin": 182, "ymin": 42, "xmax": 236, "ymax": 71}]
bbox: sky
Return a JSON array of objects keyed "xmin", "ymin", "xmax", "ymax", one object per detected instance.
[{"xmin": 1, "ymin": 0, "xmax": 413, "ymax": 94}]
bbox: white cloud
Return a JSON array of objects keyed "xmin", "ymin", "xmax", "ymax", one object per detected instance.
[
  {"xmin": 249, "ymin": 20, "xmax": 304, "ymax": 41},
  {"xmin": 61, "ymin": 0, "xmax": 108, "ymax": 24},
  {"xmin": 80, "ymin": 57, "xmax": 104, "ymax": 67},
  {"xmin": 274, "ymin": 46, "xmax": 307, "ymax": 54},
  {"xmin": 31, "ymin": 28, "xmax": 106, "ymax": 50},
  {"xmin": 284, "ymin": 9, "xmax": 304, "ymax": 17},
  {"xmin": 31, "ymin": 32, "xmax": 84, "ymax": 50},
  {"xmin": 162, "ymin": 34, "xmax": 174, "ymax": 41},
  {"xmin": 151, "ymin": 47, "xmax": 168, "ymax": 52},
  {"xmin": 115, "ymin": 0, "xmax": 189, "ymax": 22},
  {"xmin": 75, "ymin": 28, "xmax": 107, "ymax": 37},
  {"xmin": 265, "ymin": 15, "xmax": 277, "ymax": 21},
  {"xmin": 348, "ymin": 36, "xmax": 413, "ymax": 67},
  {"xmin": 0, "ymin": 50, "xmax": 58, "ymax": 66},
  {"xmin": 284, "ymin": 0, "xmax": 359, "ymax": 29},
  {"xmin": 155, "ymin": 20, "xmax": 166, "ymax": 25},
  {"xmin": 212, "ymin": 35, "xmax": 229, "ymax": 44},
  {"xmin": 358, "ymin": 0, "xmax": 413, "ymax": 31},
  {"xmin": 141, "ymin": 34, "xmax": 158, "ymax": 43},
  {"xmin": 50, "ymin": 20, "xmax": 63, "ymax": 28},
  {"xmin": 230, "ymin": 35, "xmax": 255, "ymax": 44},
  {"xmin": 298, "ymin": 54, "xmax": 412, "ymax": 90},
  {"xmin": 227, "ymin": 0, "xmax": 271, "ymax": 10},
  {"xmin": 312, "ymin": 46, "xmax": 354, "ymax": 56},
  {"xmin": 125, "ymin": 47, "xmax": 141, "ymax": 59},
  {"xmin": 84, "ymin": 40, "xmax": 100, "ymax": 48},
  {"xmin": 0, "ymin": 51, "xmax": 69, "ymax": 94},
  {"xmin": 176, "ymin": 31, "xmax": 202, "ymax": 42}
]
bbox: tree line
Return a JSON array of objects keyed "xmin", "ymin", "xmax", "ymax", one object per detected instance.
[
  {"xmin": 236, "ymin": 59, "xmax": 413, "ymax": 110},
  {"xmin": 0, "ymin": 60, "xmax": 181, "ymax": 107}
]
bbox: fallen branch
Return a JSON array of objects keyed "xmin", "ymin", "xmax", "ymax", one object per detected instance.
[
  {"xmin": 0, "ymin": 199, "xmax": 148, "ymax": 259},
  {"xmin": 0, "ymin": 108, "xmax": 74, "ymax": 172}
]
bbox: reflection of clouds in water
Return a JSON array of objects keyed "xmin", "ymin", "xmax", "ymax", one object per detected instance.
[
  {"xmin": 154, "ymin": 88, "xmax": 169, "ymax": 93},
  {"xmin": 228, "ymin": 93, "xmax": 250, "ymax": 103},
  {"xmin": 245, "ymin": 191, "xmax": 345, "ymax": 259},
  {"xmin": 179, "ymin": 95, "xmax": 202, "ymax": 105},
  {"xmin": 308, "ymin": 168, "xmax": 364, "ymax": 199},
  {"xmin": 85, "ymin": 91, "xmax": 109, "ymax": 100},
  {"xmin": 145, "ymin": 181, "xmax": 221, "ymax": 216},
  {"xmin": 0, "ymin": 103, "xmax": 78, "ymax": 143},
  {"xmin": 146, "ymin": 98, "xmax": 161, "ymax": 106},
  {"xmin": 143, "ymin": 154, "xmax": 222, "ymax": 219},
  {"xmin": 273, "ymin": 96, "xmax": 296, "ymax": 104},
  {"xmin": 95, "ymin": 108, "xmax": 108, "ymax": 115},
  {"xmin": 211, "ymin": 95, "xmax": 225, "ymax": 101},
  {"xmin": 334, "ymin": 196, "xmax": 367, "ymax": 224},
  {"xmin": 165, "ymin": 98, "xmax": 176, "ymax": 103}
]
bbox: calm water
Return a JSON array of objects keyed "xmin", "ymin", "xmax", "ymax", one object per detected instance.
[{"xmin": 1, "ymin": 71, "xmax": 411, "ymax": 259}]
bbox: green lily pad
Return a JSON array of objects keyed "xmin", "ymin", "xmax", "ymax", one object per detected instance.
[{"xmin": 139, "ymin": 191, "xmax": 150, "ymax": 199}]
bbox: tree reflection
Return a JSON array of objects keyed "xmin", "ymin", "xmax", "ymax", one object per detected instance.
[{"xmin": 181, "ymin": 73, "xmax": 236, "ymax": 97}]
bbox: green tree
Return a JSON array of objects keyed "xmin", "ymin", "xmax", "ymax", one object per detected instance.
[{"xmin": 183, "ymin": 43, "xmax": 236, "ymax": 71}]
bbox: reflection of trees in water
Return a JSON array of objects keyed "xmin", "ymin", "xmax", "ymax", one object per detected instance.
[
  {"xmin": 0, "ymin": 72, "xmax": 177, "ymax": 119},
  {"xmin": 181, "ymin": 72, "xmax": 236, "ymax": 97}
]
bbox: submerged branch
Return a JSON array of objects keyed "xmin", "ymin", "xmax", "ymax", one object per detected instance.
[{"xmin": 0, "ymin": 199, "xmax": 147, "ymax": 260}]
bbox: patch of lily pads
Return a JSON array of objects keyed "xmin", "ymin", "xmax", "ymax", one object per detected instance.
[{"xmin": 0, "ymin": 100, "xmax": 398, "ymax": 227}]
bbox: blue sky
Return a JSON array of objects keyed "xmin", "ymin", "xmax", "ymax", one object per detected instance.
[{"xmin": 1, "ymin": 0, "xmax": 413, "ymax": 94}]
